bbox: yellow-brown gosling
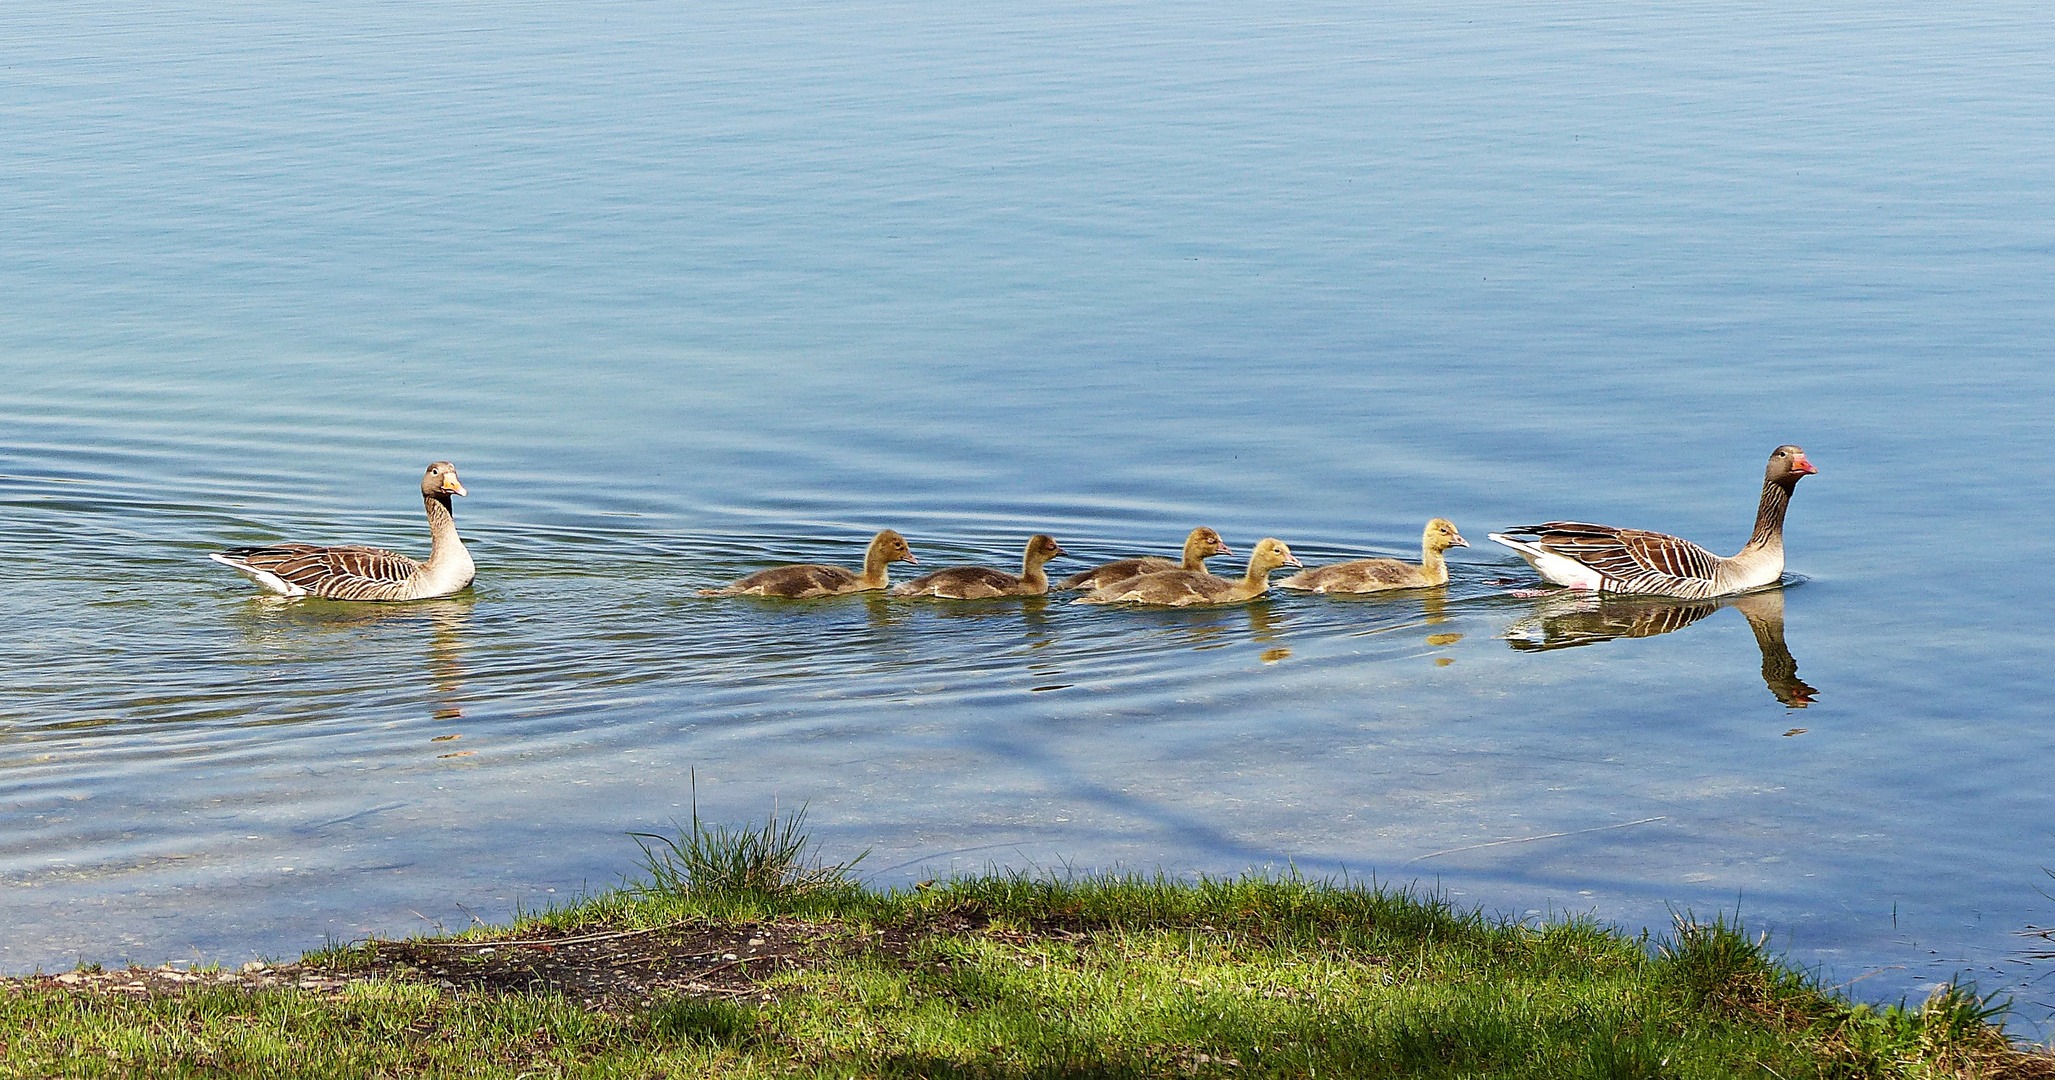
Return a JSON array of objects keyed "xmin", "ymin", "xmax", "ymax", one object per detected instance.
[
  {"xmin": 1075, "ymin": 537, "xmax": 1300, "ymax": 607},
  {"xmin": 700, "ymin": 529, "xmax": 917, "ymax": 598},
  {"xmin": 209, "ymin": 462, "xmax": 475, "ymax": 601},
  {"xmin": 1058, "ymin": 527, "xmax": 1232, "ymax": 591},
  {"xmin": 1277, "ymin": 518, "xmax": 1468, "ymax": 593},
  {"xmin": 890, "ymin": 534, "xmax": 1067, "ymax": 599}
]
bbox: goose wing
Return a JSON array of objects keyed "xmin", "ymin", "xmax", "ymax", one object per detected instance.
[
  {"xmin": 1059, "ymin": 557, "xmax": 1173, "ymax": 590},
  {"xmin": 214, "ymin": 543, "xmax": 423, "ymax": 600},
  {"xmin": 893, "ymin": 566, "xmax": 1020, "ymax": 598},
  {"xmin": 1281, "ymin": 558, "xmax": 1413, "ymax": 592},
  {"xmin": 708, "ymin": 563, "xmax": 859, "ymax": 598},
  {"xmin": 1500, "ymin": 521, "xmax": 1721, "ymax": 593},
  {"xmin": 1088, "ymin": 570, "xmax": 1228, "ymax": 605}
]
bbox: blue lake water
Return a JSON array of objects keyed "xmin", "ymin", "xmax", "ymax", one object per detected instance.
[{"xmin": 5, "ymin": 0, "xmax": 2055, "ymax": 1027}]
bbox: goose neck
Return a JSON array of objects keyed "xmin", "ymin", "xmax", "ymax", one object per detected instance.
[
  {"xmin": 1420, "ymin": 542, "xmax": 1449, "ymax": 579},
  {"xmin": 424, "ymin": 494, "xmax": 464, "ymax": 563},
  {"xmin": 1743, "ymin": 480, "xmax": 1793, "ymax": 555},
  {"xmin": 859, "ymin": 541, "xmax": 892, "ymax": 589}
]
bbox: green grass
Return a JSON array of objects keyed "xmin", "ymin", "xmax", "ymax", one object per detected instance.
[
  {"xmin": 626, "ymin": 781, "xmax": 865, "ymax": 898},
  {"xmin": 4, "ymin": 815, "xmax": 2047, "ymax": 1079}
]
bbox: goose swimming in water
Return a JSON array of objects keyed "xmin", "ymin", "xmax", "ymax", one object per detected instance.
[
  {"xmin": 1278, "ymin": 519, "xmax": 1467, "ymax": 594},
  {"xmin": 1058, "ymin": 527, "xmax": 1232, "ymax": 591},
  {"xmin": 891, "ymin": 534, "xmax": 1067, "ymax": 599},
  {"xmin": 701, "ymin": 530, "xmax": 917, "ymax": 598},
  {"xmin": 1489, "ymin": 445, "xmax": 1817, "ymax": 599},
  {"xmin": 209, "ymin": 462, "xmax": 476, "ymax": 601},
  {"xmin": 1075, "ymin": 538, "xmax": 1300, "ymax": 607}
]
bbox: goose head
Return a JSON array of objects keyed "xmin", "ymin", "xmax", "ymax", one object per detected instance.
[
  {"xmin": 1424, "ymin": 518, "xmax": 1469, "ymax": 552},
  {"xmin": 1182, "ymin": 527, "xmax": 1234, "ymax": 563},
  {"xmin": 1767, "ymin": 445, "xmax": 1817, "ymax": 486},
  {"xmin": 1249, "ymin": 538, "xmax": 1302, "ymax": 575},
  {"xmin": 870, "ymin": 529, "xmax": 918, "ymax": 566},
  {"xmin": 422, "ymin": 462, "xmax": 467, "ymax": 499},
  {"xmin": 1023, "ymin": 534, "xmax": 1067, "ymax": 570}
]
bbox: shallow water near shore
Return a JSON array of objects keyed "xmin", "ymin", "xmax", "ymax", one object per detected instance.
[{"xmin": 6, "ymin": 0, "xmax": 2055, "ymax": 1028}]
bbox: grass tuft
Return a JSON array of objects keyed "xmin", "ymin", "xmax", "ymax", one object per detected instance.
[
  {"xmin": 628, "ymin": 781, "xmax": 865, "ymax": 900},
  {"xmin": 1654, "ymin": 909, "xmax": 1783, "ymax": 1015}
]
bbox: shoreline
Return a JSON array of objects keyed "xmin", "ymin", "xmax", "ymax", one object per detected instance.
[{"xmin": 7, "ymin": 858, "xmax": 2051, "ymax": 1078}]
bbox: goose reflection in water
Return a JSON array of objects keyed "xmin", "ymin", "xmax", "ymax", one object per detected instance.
[
  {"xmin": 1504, "ymin": 587, "xmax": 1817, "ymax": 708},
  {"xmin": 236, "ymin": 596, "xmax": 474, "ymax": 721}
]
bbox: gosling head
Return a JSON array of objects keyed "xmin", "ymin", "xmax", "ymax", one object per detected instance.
[
  {"xmin": 1424, "ymin": 518, "xmax": 1468, "ymax": 552},
  {"xmin": 1184, "ymin": 527, "xmax": 1233, "ymax": 561},
  {"xmin": 1767, "ymin": 445, "xmax": 1817, "ymax": 486},
  {"xmin": 872, "ymin": 529, "xmax": 917, "ymax": 565},
  {"xmin": 421, "ymin": 462, "xmax": 467, "ymax": 499},
  {"xmin": 1250, "ymin": 537, "xmax": 1302, "ymax": 573},
  {"xmin": 1024, "ymin": 534, "xmax": 1067, "ymax": 567}
]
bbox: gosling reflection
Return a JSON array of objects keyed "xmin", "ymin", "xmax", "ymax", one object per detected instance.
[
  {"xmin": 1420, "ymin": 590, "xmax": 1452, "ymax": 626},
  {"xmin": 1133, "ymin": 599, "xmax": 1286, "ymax": 650},
  {"xmin": 1505, "ymin": 587, "xmax": 1817, "ymax": 707}
]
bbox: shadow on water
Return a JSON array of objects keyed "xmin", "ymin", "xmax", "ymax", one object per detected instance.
[{"xmin": 1502, "ymin": 587, "xmax": 1818, "ymax": 709}]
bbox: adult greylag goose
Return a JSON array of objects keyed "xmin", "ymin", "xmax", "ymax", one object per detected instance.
[
  {"xmin": 890, "ymin": 534, "xmax": 1066, "ymax": 599},
  {"xmin": 1277, "ymin": 519, "xmax": 1467, "ymax": 593},
  {"xmin": 1489, "ymin": 445, "xmax": 1817, "ymax": 599},
  {"xmin": 209, "ymin": 462, "xmax": 476, "ymax": 601},
  {"xmin": 1076, "ymin": 538, "xmax": 1300, "ymax": 607},
  {"xmin": 1058, "ymin": 527, "xmax": 1232, "ymax": 591},
  {"xmin": 700, "ymin": 530, "xmax": 916, "ymax": 598}
]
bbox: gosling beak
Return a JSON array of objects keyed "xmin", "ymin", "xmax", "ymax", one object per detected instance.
[
  {"xmin": 903, "ymin": 552, "xmax": 919, "ymax": 565},
  {"xmin": 442, "ymin": 477, "xmax": 468, "ymax": 496},
  {"xmin": 1452, "ymin": 533, "xmax": 1470, "ymax": 547},
  {"xmin": 1284, "ymin": 552, "xmax": 1303, "ymax": 568},
  {"xmin": 1217, "ymin": 544, "xmax": 1236, "ymax": 559}
]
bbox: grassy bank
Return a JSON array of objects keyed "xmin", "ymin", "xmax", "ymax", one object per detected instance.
[{"xmin": 4, "ymin": 813, "xmax": 2049, "ymax": 1079}]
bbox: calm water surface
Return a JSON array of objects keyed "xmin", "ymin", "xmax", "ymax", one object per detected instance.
[{"xmin": 6, "ymin": 0, "xmax": 2055, "ymax": 1024}]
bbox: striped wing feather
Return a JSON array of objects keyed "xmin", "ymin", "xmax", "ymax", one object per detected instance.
[
  {"xmin": 220, "ymin": 543, "xmax": 424, "ymax": 601},
  {"xmin": 1505, "ymin": 521, "xmax": 1721, "ymax": 594}
]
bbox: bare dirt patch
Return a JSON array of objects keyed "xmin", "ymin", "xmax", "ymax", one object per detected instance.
[
  {"xmin": 1, "ymin": 912, "xmax": 1097, "ymax": 1009},
  {"xmin": 357, "ymin": 918, "xmax": 841, "ymax": 1006}
]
